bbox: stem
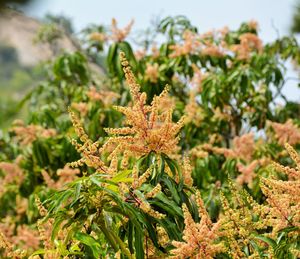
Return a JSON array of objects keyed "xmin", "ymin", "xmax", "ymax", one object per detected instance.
[
  {"xmin": 98, "ymin": 218, "xmax": 119, "ymax": 252},
  {"xmin": 110, "ymin": 230, "xmax": 133, "ymax": 259},
  {"xmin": 97, "ymin": 215, "xmax": 133, "ymax": 258}
]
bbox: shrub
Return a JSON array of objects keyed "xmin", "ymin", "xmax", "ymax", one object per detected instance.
[{"xmin": 0, "ymin": 16, "xmax": 299, "ymax": 258}]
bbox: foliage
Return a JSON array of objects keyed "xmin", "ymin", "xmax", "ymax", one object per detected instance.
[
  {"xmin": 291, "ymin": 0, "xmax": 300, "ymax": 34},
  {"xmin": 0, "ymin": 16, "xmax": 300, "ymax": 259}
]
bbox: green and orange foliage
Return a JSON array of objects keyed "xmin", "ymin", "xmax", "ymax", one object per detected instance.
[
  {"xmin": 39, "ymin": 52, "xmax": 194, "ymax": 258},
  {"xmin": 0, "ymin": 14, "xmax": 300, "ymax": 258}
]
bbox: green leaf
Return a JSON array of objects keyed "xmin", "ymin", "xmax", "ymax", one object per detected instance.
[
  {"xmin": 134, "ymin": 225, "xmax": 144, "ymax": 259},
  {"xmin": 255, "ymin": 235, "xmax": 277, "ymax": 248},
  {"xmin": 74, "ymin": 232, "xmax": 102, "ymax": 258},
  {"xmin": 111, "ymin": 170, "xmax": 132, "ymax": 183}
]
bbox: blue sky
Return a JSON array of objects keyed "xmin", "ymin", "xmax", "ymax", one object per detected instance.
[
  {"xmin": 23, "ymin": 0, "xmax": 297, "ymax": 42},
  {"xmin": 22, "ymin": 0, "xmax": 299, "ymax": 101}
]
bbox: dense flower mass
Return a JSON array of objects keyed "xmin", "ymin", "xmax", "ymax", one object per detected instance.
[
  {"xmin": 11, "ymin": 120, "xmax": 56, "ymax": 146},
  {"xmin": 268, "ymin": 120, "xmax": 300, "ymax": 145},
  {"xmin": 104, "ymin": 52, "xmax": 186, "ymax": 158},
  {"xmin": 261, "ymin": 143, "xmax": 300, "ymax": 234},
  {"xmin": 171, "ymin": 192, "xmax": 225, "ymax": 258}
]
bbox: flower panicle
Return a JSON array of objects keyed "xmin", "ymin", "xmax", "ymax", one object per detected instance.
[
  {"xmin": 68, "ymin": 108, "xmax": 108, "ymax": 173},
  {"xmin": 111, "ymin": 18, "xmax": 134, "ymax": 42},
  {"xmin": 0, "ymin": 232, "xmax": 27, "ymax": 258},
  {"xmin": 171, "ymin": 192, "xmax": 225, "ymax": 258},
  {"xmin": 132, "ymin": 166, "xmax": 153, "ymax": 189},
  {"xmin": 260, "ymin": 144, "xmax": 300, "ymax": 234},
  {"xmin": 35, "ymin": 196, "xmax": 47, "ymax": 217},
  {"xmin": 139, "ymin": 200, "xmax": 165, "ymax": 219},
  {"xmin": 145, "ymin": 183, "xmax": 162, "ymax": 199},
  {"xmin": 104, "ymin": 52, "xmax": 187, "ymax": 159}
]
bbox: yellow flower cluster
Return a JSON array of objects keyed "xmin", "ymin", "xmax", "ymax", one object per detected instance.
[
  {"xmin": 192, "ymin": 133, "xmax": 256, "ymax": 162},
  {"xmin": 156, "ymin": 226, "xmax": 169, "ymax": 247},
  {"xmin": 182, "ymin": 157, "xmax": 193, "ymax": 186},
  {"xmin": 139, "ymin": 200, "xmax": 165, "ymax": 219},
  {"xmin": 171, "ymin": 191, "xmax": 225, "ymax": 258},
  {"xmin": 168, "ymin": 24, "xmax": 263, "ymax": 61},
  {"xmin": 220, "ymin": 189, "xmax": 268, "ymax": 258},
  {"xmin": 0, "ymin": 232, "xmax": 27, "ymax": 258},
  {"xmin": 71, "ymin": 102, "xmax": 89, "ymax": 117},
  {"xmin": 68, "ymin": 109, "xmax": 109, "ymax": 173},
  {"xmin": 184, "ymin": 90, "xmax": 204, "ymax": 127},
  {"xmin": 145, "ymin": 183, "xmax": 162, "ymax": 198},
  {"xmin": 104, "ymin": 52, "xmax": 186, "ymax": 158},
  {"xmin": 89, "ymin": 32, "xmax": 107, "ymax": 42},
  {"xmin": 260, "ymin": 143, "xmax": 300, "ymax": 235}
]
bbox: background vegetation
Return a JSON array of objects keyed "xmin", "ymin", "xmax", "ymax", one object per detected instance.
[{"xmin": 0, "ymin": 7, "xmax": 300, "ymax": 259}]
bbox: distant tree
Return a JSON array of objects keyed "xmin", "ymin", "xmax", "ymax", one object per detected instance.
[
  {"xmin": 44, "ymin": 13, "xmax": 74, "ymax": 35},
  {"xmin": 291, "ymin": 0, "xmax": 300, "ymax": 33},
  {"xmin": 0, "ymin": 44, "xmax": 18, "ymax": 64},
  {"xmin": 0, "ymin": 0, "xmax": 32, "ymax": 7}
]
